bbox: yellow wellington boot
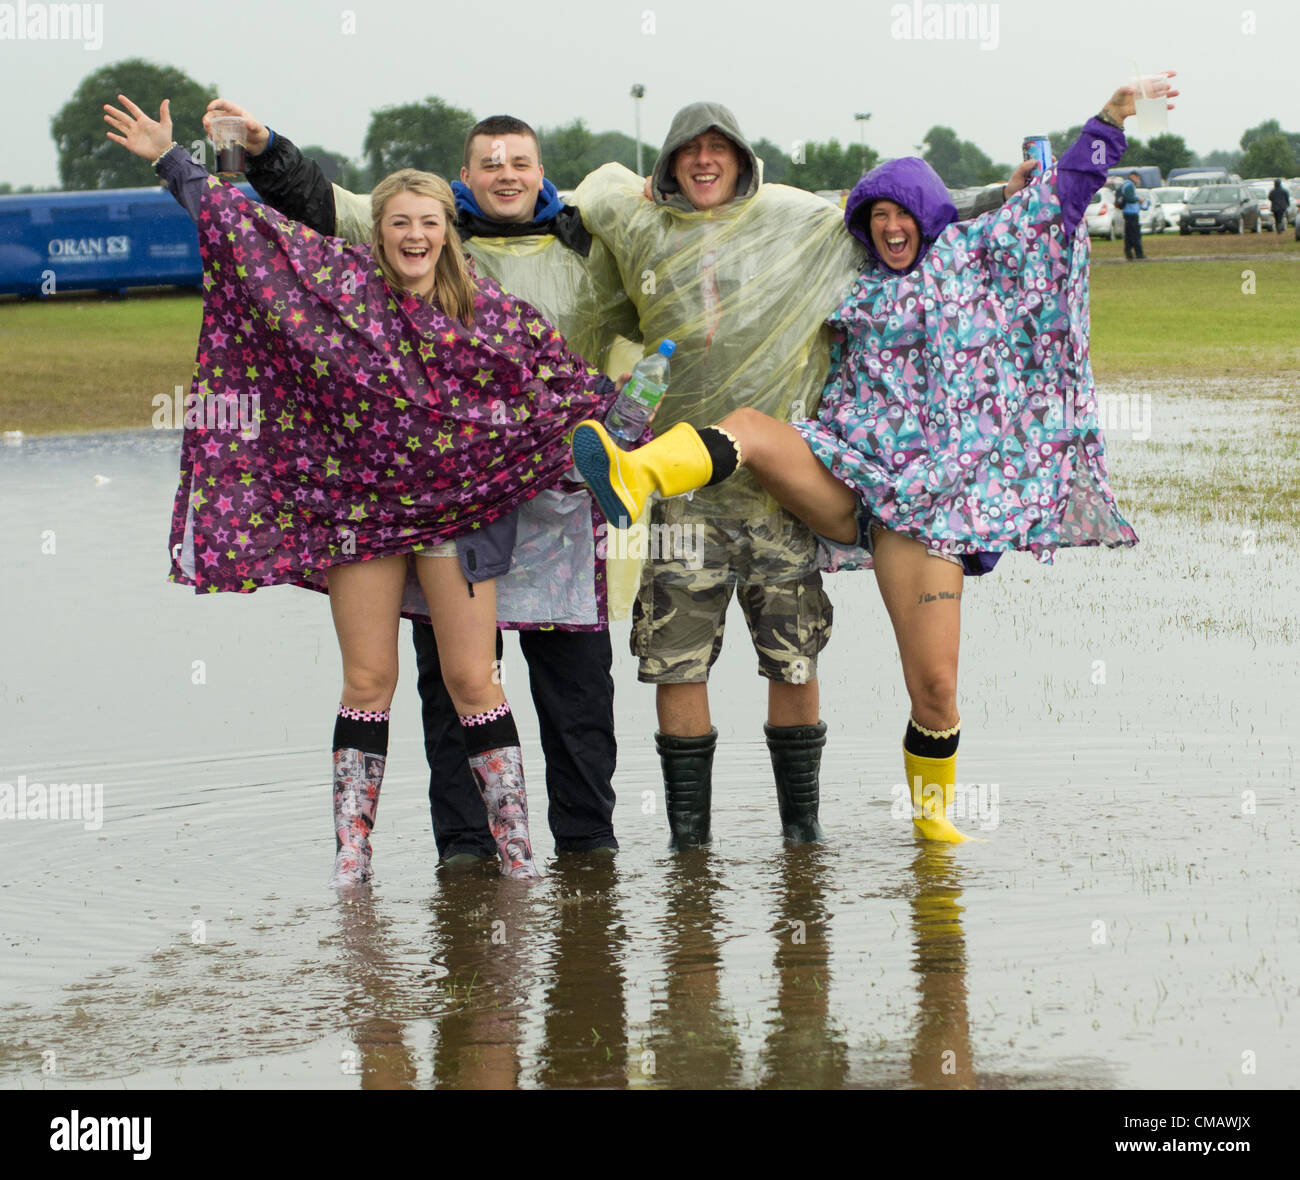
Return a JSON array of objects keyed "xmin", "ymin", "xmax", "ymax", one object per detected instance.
[
  {"xmin": 903, "ymin": 746, "xmax": 970, "ymax": 844},
  {"xmin": 571, "ymin": 420, "xmax": 713, "ymax": 529}
]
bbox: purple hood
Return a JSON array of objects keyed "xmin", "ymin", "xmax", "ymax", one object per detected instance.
[{"xmin": 845, "ymin": 157, "xmax": 958, "ymax": 273}]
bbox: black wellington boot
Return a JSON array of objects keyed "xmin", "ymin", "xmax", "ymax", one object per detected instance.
[
  {"xmin": 655, "ymin": 728, "xmax": 718, "ymax": 851},
  {"xmin": 764, "ymin": 721, "xmax": 827, "ymax": 844}
]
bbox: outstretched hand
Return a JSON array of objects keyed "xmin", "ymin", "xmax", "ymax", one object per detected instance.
[
  {"xmin": 103, "ymin": 93, "xmax": 173, "ymax": 161},
  {"xmin": 1103, "ymin": 71, "xmax": 1179, "ymax": 124},
  {"xmin": 204, "ymin": 98, "xmax": 271, "ymax": 157}
]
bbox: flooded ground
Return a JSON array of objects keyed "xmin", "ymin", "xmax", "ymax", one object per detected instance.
[{"xmin": 1, "ymin": 378, "xmax": 1297, "ymax": 1090}]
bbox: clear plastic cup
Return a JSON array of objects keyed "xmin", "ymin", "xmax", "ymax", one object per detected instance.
[
  {"xmin": 209, "ymin": 115, "xmax": 248, "ymax": 175},
  {"xmin": 1133, "ymin": 73, "xmax": 1169, "ymax": 136}
]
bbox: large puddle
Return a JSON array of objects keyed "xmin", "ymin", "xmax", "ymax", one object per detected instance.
[{"xmin": 1, "ymin": 379, "xmax": 1296, "ymax": 1089}]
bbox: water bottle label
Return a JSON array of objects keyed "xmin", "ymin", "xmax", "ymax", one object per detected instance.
[{"xmin": 621, "ymin": 375, "xmax": 667, "ymax": 413}]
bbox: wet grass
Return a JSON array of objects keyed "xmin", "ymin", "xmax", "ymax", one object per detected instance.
[
  {"xmin": 1103, "ymin": 378, "xmax": 1300, "ymax": 531},
  {"xmin": 0, "ymin": 292, "xmax": 202, "ymax": 435},
  {"xmin": 1089, "ymin": 258, "xmax": 1300, "ymax": 379}
]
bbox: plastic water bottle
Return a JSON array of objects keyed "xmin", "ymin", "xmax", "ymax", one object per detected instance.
[{"xmin": 605, "ymin": 339, "xmax": 675, "ymax": 445}]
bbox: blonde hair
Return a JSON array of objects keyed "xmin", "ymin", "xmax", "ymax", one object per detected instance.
[{"xmin": 371, "ymin": 169, "xmax": 476, "ymax": 326}]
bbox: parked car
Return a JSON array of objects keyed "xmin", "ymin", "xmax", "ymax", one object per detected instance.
[
  {"xmin": 1103, "ymin": 185, "xmax": 1166, "ymax": 235},
  {"xmin": 1245, "ymin": 181, "xmax": 1276, "ymax": 231},
  {"xmin": 1086, "ymin": 186, "xmax": 1119, "ymax": 238},
  {"xmin": 1106, "ymin": 166, "xmax": 1163, "ymax": 190},
  {"xmin": 1179, "ymin": 184, "xmax": 1260, "ymax": 234},
  {"xmin": 1166, "ymin": 167, "xmax": 1236, "ymax": 188},
  {"xmin": 1152, "ymin": 186, "xmax": 1193, "ymax": 232}
]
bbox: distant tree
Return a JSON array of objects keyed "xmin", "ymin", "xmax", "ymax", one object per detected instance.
[
  {"xmin": 1142, "ymin": 133, "xmax": 1193, "ymax": 179},
  {"xmin": 537, "ymin": 118, "xmax": 599, "ymax": 189},
  {"xmin": 751, "ymin": 137, "xmax": 791, "ymax": 184},
  {"xmin": 921, "ymin": 126, "xmax": 963, "ymax": 185},
  {"xmin": 298, "ymin": 145, "xmax": 352, "ymax": 184},
  {"xmin": 1240, "ymin": 118, "xmax": 1300, "ymax": 160},
  {"xmin": 788, "ymin": 138, "xmax": 876, "ymax": 191},
  {"xmin": 1239, "ymin": 133, "xmax": 1297, "ymax": 180},
  {"xmin": 1197, "ymin": 148, "xmax": 1242, "ymax": 172},
  {"xmin": 919, "ymin": 125, "xmax": 999, "ymax": 187},
  {"xmin": 363, "ymin": 96, "xmax": 476, "ymax": 181},
  {"xmin": 51, "ymin": 58, "xmax": 214, "ymax": 190},
  {"xmin": 1048, "ymin": 125, "xmax": 1085, "ymax": 158},
  {"xmin": 1115, "ymin": 135, "xmax": 1146, "ymax": 171}
]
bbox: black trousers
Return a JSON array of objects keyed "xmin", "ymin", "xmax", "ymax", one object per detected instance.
[
  {"xmin": 412, "ymin": 621, "xmax": 618, "ymax": 858},
  {"xmin": 1123, "ymin": 215, "xmax": 1144, "ymax": 258}
]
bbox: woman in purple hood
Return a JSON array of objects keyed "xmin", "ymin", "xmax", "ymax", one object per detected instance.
[{"xmin": 574, "ymin": 78, "xmax": 1174, "ymax": 843}]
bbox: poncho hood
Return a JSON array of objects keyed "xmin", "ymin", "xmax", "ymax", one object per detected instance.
[
  {"xmin": 649, "ymin": 102, "xmax": 760, "ymax": 212},
  {"xmin": 845, "ymin": 157, "xmax": 958, "ymax": 272}
]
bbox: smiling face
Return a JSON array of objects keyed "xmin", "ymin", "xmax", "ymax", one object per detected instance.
[
  {"xmin": 869, "ymin": 199, "xmax": 921, "ymax": 271},
  {"xmin": 671, "ymin": 129, "xmax": 743, "ymax": 210},
  {"xmin": 378, "ymin": 191, "xmax": 447, "ymax": 296},
  {"xmin": 460, "ymin": 132, "xmax": 544, "ymax": 224}
]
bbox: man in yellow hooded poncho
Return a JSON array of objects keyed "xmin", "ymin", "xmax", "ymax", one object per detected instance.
[{"xmin": 574, "ymin": 101, "xmax": 1010, "ymax": 849}]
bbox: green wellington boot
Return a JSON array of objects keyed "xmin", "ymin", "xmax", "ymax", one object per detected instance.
[
  {"xmin": 764, "ymin": 721, "xmax": 828, "ymax": 844},
  {"xmin": 655, "ymin": 728, "xmax": 718, "ymax": 851}
]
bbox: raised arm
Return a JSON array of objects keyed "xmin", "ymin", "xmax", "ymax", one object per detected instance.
[
  {"xmin": 103, "ymin": 94, "xmax": 208, "ymax": 220},
  {"xmin": 200, "ymin": 100, "xmax": 340, "ymax": 237},
  {"xmin": 1057, "ymin": 75, "xmax": 1176, "ymax": 232}
]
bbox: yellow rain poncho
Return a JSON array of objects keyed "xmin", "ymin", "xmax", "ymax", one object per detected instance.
[{"xmin": 573, "ymin": 162, "xmax": 864, "ymax": 520}]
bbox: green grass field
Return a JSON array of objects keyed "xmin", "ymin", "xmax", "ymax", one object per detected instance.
[{"xmin": 1, "ymin": 234, "xmax": 1297, "ymax": 435}]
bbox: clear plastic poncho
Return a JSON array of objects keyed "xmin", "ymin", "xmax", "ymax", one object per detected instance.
[{"xmin": 573, "ymin": 163, "xmax": 866, "ymax": 520}]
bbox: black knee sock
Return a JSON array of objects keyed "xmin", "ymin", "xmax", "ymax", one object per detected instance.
[
  {"xmin": 458, "ymin": 702, "xmax": 520, "ymax": 756},
  {"xmin": 698, "ymin": 426, "xmax": 741, "ymax": 485},
  {"xmin": 334, "ymin": 705, "xmax": 390, "ymax": 756},
  {"xmin": 904, "ymin": 716, "xmax": 960, "ymax": 759}
]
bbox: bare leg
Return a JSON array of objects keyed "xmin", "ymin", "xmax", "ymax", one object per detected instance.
[
  {"xmin": 412, "ymin": 556, "xmax": 503, "ymax": 717},
  {"xmin": 657, "ymin": 682, "xmax": 711, "ymax": 737},
  {"xmin": 871, "ymin": 528, "xmax": 968, "ymax": 842},
  {"xmin": 326, "ymin": 556, "xmax": 408, "ymax": 709},
  {"xmin": 768, "ymin": 680, "xmax": 819, "ymax": 726},
  {"xmin": 718, "ymin": 408, "xmax": 859, "ymax": 545},
  {"xmin": 870, "ymin": 529, "xmax": 961, "ymax": 730}
]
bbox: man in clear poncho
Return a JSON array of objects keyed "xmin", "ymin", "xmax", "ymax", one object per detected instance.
[
  {"xmin": 216, "ymin": 101, "xmax": 640, "ymax": 863},
  {"xmin": 573, "ymin": 102, "xmax": 1013, "ymax": 848}
]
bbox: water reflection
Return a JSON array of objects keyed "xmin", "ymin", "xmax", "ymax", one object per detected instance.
[
  {"xmin": 535, "ymin": 857, "xmax": 629, "ymax": 1089},
  {"xmin": 646, "ymin": 853, "xmax": 743, "ymax": 1088},
  {"xmin": 906, "ymin": 844, "xmax": 975, "ymax": 1089},
  {"xmin": 758, "ymin": 845, "xmax": 849, "ymax": 1088}
]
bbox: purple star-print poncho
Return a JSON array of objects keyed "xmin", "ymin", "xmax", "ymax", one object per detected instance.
[
  {"xmin": 159, "ymin": 153, "xmax": 616, "ymax": 606},
  {"xmin": 801, "ymin": 118, "xmax": 1139, "ymax": 572}
]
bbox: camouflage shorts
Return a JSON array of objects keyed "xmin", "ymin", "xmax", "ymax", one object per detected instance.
[{"xmin": 630, "ymin": 499, "xmax": 833, "ymax": 684}]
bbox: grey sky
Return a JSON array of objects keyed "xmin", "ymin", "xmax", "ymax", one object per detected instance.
[{"xmin": 1, "ymin": 0, "xmax": 1296, "ymax": 189}]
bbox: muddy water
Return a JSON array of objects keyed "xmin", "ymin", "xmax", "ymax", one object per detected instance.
[{"xmin": 1, "ymin": 383, "xmax": 1296, "ymax": 1090}]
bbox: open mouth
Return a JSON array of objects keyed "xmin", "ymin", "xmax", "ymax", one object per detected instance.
[
  {"xmin": 400, "ymin": 246, "xmax": 429, "ymax": 259},
  {"xmin": 883, "ymin": 234, "xmax": 911, "ymax": 260}
]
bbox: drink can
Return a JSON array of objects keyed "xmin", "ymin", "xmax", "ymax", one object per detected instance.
[{"xmin": 1022, "ymin": 135, "xmax": 1052, "ymax": 174}]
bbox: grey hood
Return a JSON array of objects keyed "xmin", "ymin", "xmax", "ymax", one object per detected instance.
[{"xmin": 649, "ymin": 101, "xmax": 761, "ymax": 212}]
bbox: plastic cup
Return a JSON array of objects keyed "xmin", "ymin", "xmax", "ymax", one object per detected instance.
[
  {"xmin": 209, "ymin": 115, "xmax": 248, "ymax": 175},
  {"xmin": 1133, "ymin": 73, "xmax": 1168, "ymax": 136}
]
